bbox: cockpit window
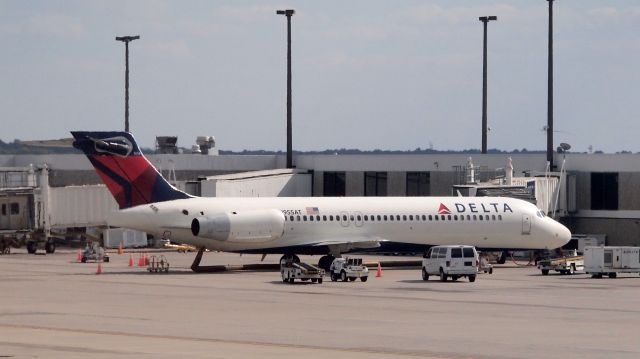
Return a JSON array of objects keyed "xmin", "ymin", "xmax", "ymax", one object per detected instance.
[{"xmin": 536, "ymin": 210, "xmax": 547, "ymax": 218}]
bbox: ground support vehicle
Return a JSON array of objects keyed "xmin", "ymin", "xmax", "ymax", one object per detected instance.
[
  {"xmin": 422, "ymin": 245, "xmax": 479, "ymax": 282},
  {"xmin": 281, "ymin": 261, "xmax": 324, "ymax": 284},
  {"xmin": 584, "ymin": 246, "xmax": 640, "ymax": 278},
  {"xmin": 478, "ymin": 254, "xmax": 493, "ymax": 274},
  {"xmin": 147, "ymin": 255, "xmax": 170, "ymax": 273},
  {"xmin": 81, "ymin": 242, "xmax": 109, "ymax": 263},
  {"xmin": 538, "ymin": 255, "xmax": 584, "ymax": 275},
  {"xmin": 329, "ymin": 257, "xmax": 369, "ymax": 282}
]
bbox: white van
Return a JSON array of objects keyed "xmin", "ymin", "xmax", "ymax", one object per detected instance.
[{"xmin": 422, "ymin": 245, "xmax": 479, "ymax": 282}]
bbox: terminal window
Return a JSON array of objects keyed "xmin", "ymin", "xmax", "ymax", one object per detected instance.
[
  {"xmin": 365, "ymin": 172, "xmax": 387, "ymax": 196},
  {"xmin": 406, "ymin": 172, "xmax": 430, "ymax": 196},
  {"xmin": 591, "ymin": 172, "xmax": 618, "ymax": 210},
  {"xmin": 323, "ymin": 172, "xmax": 346, "ymax": 196}
]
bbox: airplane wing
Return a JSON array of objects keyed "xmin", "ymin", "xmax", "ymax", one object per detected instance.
[{"xmin": 307, "ymin": 236, "xmax": 387, "ymax": 250}]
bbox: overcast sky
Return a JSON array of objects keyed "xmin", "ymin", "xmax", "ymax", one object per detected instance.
[{"xmin": 1, "ymin": 1, "xmax": 639, "ymax": 152}]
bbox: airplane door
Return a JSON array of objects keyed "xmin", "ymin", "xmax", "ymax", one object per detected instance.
[
  {"xmin": 521, "ymin": 214, "xmax": 531, "ymax": 235},
  {"xmin": 0, "ymin": 203, "xmax": 8, "ymax": 229},
  {"xmin": 354, "ymin": 212, "xmax": 364, "ymax": 227},
  {"xmin": 339, "ymin": 211, "xmax": 349, "ymax": 227}
]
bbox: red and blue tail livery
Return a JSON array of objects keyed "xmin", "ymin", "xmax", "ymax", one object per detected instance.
[{"xmin": 71, "ymin": 131, "xmax": 190, "ymax": 209}]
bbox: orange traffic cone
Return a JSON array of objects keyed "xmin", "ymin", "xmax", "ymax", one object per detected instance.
[
  {"xmin": 76, "ymin": 249, "xmax": 83, "ymax": 263},
  {"xmin": 144, "ymin": 253, "xmax": 150, "ymax": 266},
  {"xmin": 138, "ymin": 253, "xmax": 145, "ymax": 267},
  {"xmin": 117, "ymin": 242, "xmax": 124, "ymax": 255},
  {"xmin": 376, "ymin": 262, "xmax": 383, "ymax": 277},
  {"xmin": 96, "ymin": 262, "xmax": 103, "ymax": 275},
  {"xmin": 128, "ymin": 253, "xmax": 134, "ymax": 267}
]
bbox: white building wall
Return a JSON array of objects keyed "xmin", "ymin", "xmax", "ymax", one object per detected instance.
[{"xmin": 200, "ymin": 170, "xmax": 311, "ymax": 197}]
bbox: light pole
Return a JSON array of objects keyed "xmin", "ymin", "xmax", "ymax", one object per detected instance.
[
  {"xmin": 479, "ymin": 16, "xmax": 497, "ymax": 154},
  {"xmin": 276, "ymin": 9, "xmax": 294, "ymax": 168},
  {"xmin": 547, "ymin": 0, "xmax": 554, "ymax": 170},
  {"xmin": 115, "ymin": 35, "xmax": 140, "ymax": 133}
]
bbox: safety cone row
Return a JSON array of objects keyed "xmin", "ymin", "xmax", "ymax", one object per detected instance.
[
  {"xmin": 128, "ymin": 253, "xmax": 135, "ymax": 267},
  {"xmin": 376, "ymin": 262, "xmax": 383, "ymax": 277},
  {"xmin": 96, "ymin": 262, "xmax": 103, "ymax": 275},
  {"xmin": 138, "ymin": 253, "xmax": 146, "ymax": 267},
  {"xmin": 76, "ymin": 249, "xmax": 83, "ymax": 263}
]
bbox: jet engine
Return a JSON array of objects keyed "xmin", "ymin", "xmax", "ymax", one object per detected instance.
[{"xmin": 191, "ymin": 209, "xmax": 285, "ymax": 243}]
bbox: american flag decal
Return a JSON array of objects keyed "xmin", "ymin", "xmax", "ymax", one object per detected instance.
[{"xmin": 306, "ymin": 207, "xmax": 320, "ymax": 215}]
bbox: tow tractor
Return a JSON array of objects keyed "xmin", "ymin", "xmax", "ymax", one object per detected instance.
[
  {"xmin": 81, "ymin": 242, "xmax": 109, "ymax": 263},
  {"xmin": 280, "ymin": 259, "xmax": 324, "ymax": 284},
  {"xmin": 538, "ymin": 250, "xmax": 583, "ymax": 275},
  {"xmin": 329, "ymin": 257, "xmax": 369, "ymax": 282}
]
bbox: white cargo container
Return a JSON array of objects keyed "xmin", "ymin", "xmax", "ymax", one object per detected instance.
[
  {"xmin": 584, "ymin": 246, "xmax": 640, "ymax": 278},
  {"xmin": 103, "ymin": 228, "xmax": 148, "ymax": 248}
]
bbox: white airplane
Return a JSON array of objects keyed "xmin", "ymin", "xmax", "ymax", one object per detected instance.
[{"xmin": 72, "ymin": 131, "xmax": 571, "ymax": 270}]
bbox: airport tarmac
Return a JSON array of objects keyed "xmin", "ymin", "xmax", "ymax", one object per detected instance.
[{"xmin": 1, "ymin": 250, "xmax": 639, "ymax": 359}]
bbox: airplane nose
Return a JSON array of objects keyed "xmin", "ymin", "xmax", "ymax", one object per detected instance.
[{"xmin": 552, "ymin": 222, "xmax": 572, "ymax": 248}]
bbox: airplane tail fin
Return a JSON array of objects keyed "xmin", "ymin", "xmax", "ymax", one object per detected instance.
[{"xmin": 71, "ymin": 131, "xmax": 191, "ymax": 209}]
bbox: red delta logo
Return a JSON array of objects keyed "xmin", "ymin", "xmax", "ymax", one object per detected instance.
[{"xmin": 438, "ymin": 203, "xmax": 451, "ymax": 215}]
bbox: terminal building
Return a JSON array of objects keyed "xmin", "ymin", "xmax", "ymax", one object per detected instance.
[{"xmin": 1, "ymin": 145, "xmax": 639, "ymax": 247}]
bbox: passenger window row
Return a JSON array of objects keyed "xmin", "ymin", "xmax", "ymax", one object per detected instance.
[{"xmin": 285, "ymin": 213, "xmax": 503, "ymax": 222}]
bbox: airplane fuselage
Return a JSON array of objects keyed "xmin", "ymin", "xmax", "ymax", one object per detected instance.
[{"xmin": 108, "ymin": 196, "xmax": 571, "ymax": 254}]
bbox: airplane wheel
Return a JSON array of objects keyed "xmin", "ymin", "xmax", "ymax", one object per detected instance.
[
  {"xmin": 280, "ymin": 254, "xmax": 300, "ymax": 266},
  {"xmin": 318, "ymin": 255, "xmax": 335, "ymax": 271},
  {"xmin": 26, "ymin": 242, "xmax": 37, "ymax": 254},
  {"xmin": 497, "ymin": 251, "xmax": 507, "ymax": 264},
  {"xmin": 45, "ymin": 241, "xmax": 56, "ymax": 254}
]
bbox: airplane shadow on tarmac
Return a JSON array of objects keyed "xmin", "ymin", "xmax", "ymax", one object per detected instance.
[
  {"xmin": 398, "ymin": 279, "xmax": 472, "ymax": 284},
  {"xmin": 268, "ymin": 281, "xmax": 325, "ymax": 286},
  {"xmin": 71, "ymin": 268, "xmax": 283, "ymax": 276}
]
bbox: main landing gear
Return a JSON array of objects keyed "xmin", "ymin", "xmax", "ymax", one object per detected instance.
[
  {"xmin": 279, "ymin": 254, "xmax": 336, "ymax": 271},
  {"xmin": 318, "ymin": 255, "xmax": 335, "ymax": 272},
  {"xmin": 279, "ymin": 254, "xmax": 300, "ymax": 266}
]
